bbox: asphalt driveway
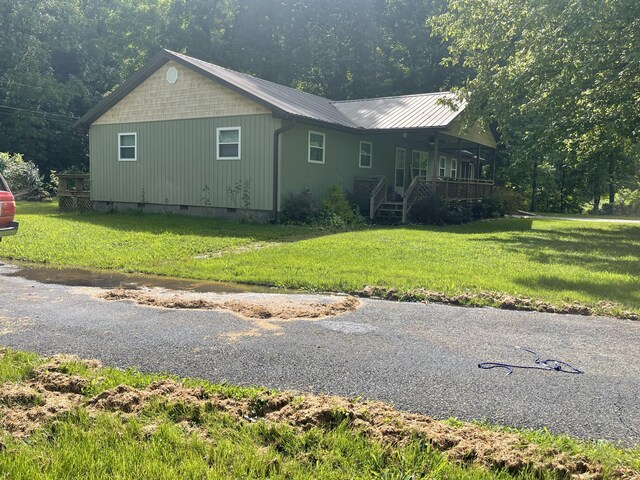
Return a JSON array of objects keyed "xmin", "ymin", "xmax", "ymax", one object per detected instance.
[{"xmin": 1, "ymin": 263, "xmax": 638, "ymax": 445}]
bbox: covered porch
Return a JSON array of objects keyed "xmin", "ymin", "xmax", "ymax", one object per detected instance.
[{"xmin": 354, "ymin": 128, "xmax": 496, "ymax": 223}]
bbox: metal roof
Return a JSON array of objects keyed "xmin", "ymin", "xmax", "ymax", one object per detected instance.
[
  {"xmin": 166, "ymin": 50, "xmax": 360, "ymax": 128},
  {"xmin": 75, "ymin": 50, "xmax": 467, "ymax": 133},
  {"xmin": 331, "ymin": 93, "xmax": 465, "ymax": 130}
]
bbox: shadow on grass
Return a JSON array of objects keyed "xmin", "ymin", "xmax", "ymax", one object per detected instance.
[
  {"xmin": 395, "ymin": 217, "xmax": 535, "ymax": 234},
  {"xmin": 476, "ymin": 223, "xmax": 640, "ymax": 277},
  {"xmin": 516, "ymin": 275, "xmax": 640, "ymax": 307},
  {"xmin": 18, "ymin": 202, "xmax": 327, "ymax": 243}
]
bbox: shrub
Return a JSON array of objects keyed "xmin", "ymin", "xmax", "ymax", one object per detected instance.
[
  {"xmin": 473, "ymin": 188, "xmax": 525, "ymax": 219},
  {"xmin": 597, "ymin": 187, "xmax": 640, "ymax": 216},
  {"xmin": 0, "ymin": 152, "xmax": 48, "ymax": 200},
  {"xmin": 281, "ymin": 185, "xmax": 364, "ymax": 228},
  {"xmin": 318, "ymin": 185, "xmax": 364, "ymax": 228},
  {"xmin": 281, "ymin": 188, "xmax": 319, "ymax": 223},
  {"xmin": 409, "ymin": 197, "xmax": 457, "ymax": 225}
]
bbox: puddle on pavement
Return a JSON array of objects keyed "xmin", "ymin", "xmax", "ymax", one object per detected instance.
[{"xmin": 0, "ymin": 262, "xmax": 285, "ymax": 294}]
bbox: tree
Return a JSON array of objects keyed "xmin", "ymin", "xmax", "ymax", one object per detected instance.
[{"xmin": 433, "ymin": 0, "xmax": 640, "ymax": 211}]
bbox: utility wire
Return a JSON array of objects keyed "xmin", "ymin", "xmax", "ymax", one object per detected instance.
[
  {"xmin": 0, "ymin": 104, "xmax": 78, "ymax": 120},
  {"xmin": 0, "ymin": 79, "xmax": 93, "ymax": 96}
]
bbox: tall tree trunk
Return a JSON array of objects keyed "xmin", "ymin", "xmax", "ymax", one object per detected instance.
[
  {"xmin": 559, "ymin": 163, "xmax": 565, "ymax": 213},
  {"xmin": 608, "ymin": 158, "xmax": 616, "ymax": 205},
  {"xmin": 530, "ymin": 159, "xmax": 538, "ymax": 211}
]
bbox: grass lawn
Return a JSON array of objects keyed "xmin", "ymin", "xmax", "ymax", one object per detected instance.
[
  {"xmin": 1, "ymin": 348, "xmax": 638, "ymax": 479},
  {"xmin": 2, "ymin": 202, "xmax": 639, "ymax": 315}
]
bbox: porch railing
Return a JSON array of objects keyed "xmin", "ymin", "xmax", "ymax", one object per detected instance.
[
  {"xmin": 402, "ymin": 178, "xmax": 434, "ymax": 223},
  {"xmin": 434, "ymin": 178, "xmax": 493, "ymax": 201},
  {"xmin": 369, "ymin": 176, "xmax": 387, "ymax": 220}
]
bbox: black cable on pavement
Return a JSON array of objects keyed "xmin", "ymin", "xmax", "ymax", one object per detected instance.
[{"xmin": 478, "ymin": 347, "xmax": 583, "ymax": 376}]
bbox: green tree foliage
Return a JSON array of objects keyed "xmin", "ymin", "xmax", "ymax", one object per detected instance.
[
  {"xmin": 433, "ymin": 0, "xmax": 640, "ymax": 212},
  {"xmin": 0, "ymin": 0, "xmax": 460, "ymax": 175}
]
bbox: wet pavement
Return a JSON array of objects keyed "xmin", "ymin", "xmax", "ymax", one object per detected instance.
[
  {"xmin": 1, "ymin": 262, "xmax": 639, "ymax": 446},
  {"xmin": 3, "ymin": 261, "xmax": 283, "ymax": 294}
]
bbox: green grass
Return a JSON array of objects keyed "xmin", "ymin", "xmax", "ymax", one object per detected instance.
[
  {"xmin": 1, "ymin": 348, "xmax": 638, "ymax": 479},
  {"xmin": 2, "ymin": 202, "xmax": 639, "ymax": 314},
  {"xmin": 537, "ymin": 212, "xmax": 640, "ymax": 221}
]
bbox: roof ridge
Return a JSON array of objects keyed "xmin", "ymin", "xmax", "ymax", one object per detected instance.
[
  {"xmin": 164, "ymin": 49, "xmax": 337, "ymax": 103},
  {"xmin": 332, "ymin": 91, "xmax": 454, "ymax": 105}
]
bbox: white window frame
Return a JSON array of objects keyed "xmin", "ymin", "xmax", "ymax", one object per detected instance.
[
  {"xmin": 216, "ymin": 126, "xmax": 241, "ymax": 161},
  {"xmin": 411, "ymin": 150, "xmax": 429, "ymax": 179},
  {"xmin": 359, "ymin": 141, "xmax": 372, "ymax": 168},
  {"xmin": 450, "ymin": 158, "xmax": 457, "ymax": 178},
  {"xmin": 118, "ymin": 132, "xmax": 137, "ymax": 162},
  {"xmin": 439, "ymin": 156, "xmax": 447, "ymax": 177},
  {"xmin": 308, "ymin": 131, "xmax": 325, "ymax": 164}
]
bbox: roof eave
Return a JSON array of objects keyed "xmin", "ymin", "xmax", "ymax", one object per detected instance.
[{"xmin": 72, "ymin": 53, "xmax": 172, "ymax": 129}]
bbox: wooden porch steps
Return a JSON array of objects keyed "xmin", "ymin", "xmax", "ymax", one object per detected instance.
[{"xmin": 376, "ymin": 201, "xmax": 404, "ymax": 223}]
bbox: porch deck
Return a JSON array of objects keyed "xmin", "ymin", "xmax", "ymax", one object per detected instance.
[{"xmin": 354, "ymin": 175, "xmax": 494, "ymax": 223}]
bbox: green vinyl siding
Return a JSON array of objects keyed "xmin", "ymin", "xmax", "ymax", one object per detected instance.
[
  {"xmin": 90, "ymin": 114, "xmax": 279, "ymax": 210},
  {"xmin": 279, "ymin": 123, "xmax": 416, "ymax": 204}
]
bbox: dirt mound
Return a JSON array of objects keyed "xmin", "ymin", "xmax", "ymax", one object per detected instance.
[
  {"xmin": 359, "ymin": 285, "xmax": 639, "ymax": 321},
  {"xmin": 259, "ymin": 394, "xmax": 611, "ymax": 478},
  {"xmin": 100, "ymin": 289, "xmax": 360, "ymax": 320},
  {"xmin": 1, "ymin": 391, "xmax": 80, "ymax": 438},
  {"xmin": 88, "ymin": 384, "xmax": 149, "ymax": 413},
  {"xmin": 0, "ymin": 352, "xmax": 637, "ymax": 478},
  {"xmin": 0, "ymin": 384, "xmax": 43, "ymax": 407}
]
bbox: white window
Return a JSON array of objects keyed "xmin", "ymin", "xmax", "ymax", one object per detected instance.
[
  {"xmin": 450, "ymin": 158, "xmax": 457, "ymax": 178},
  {"xmin": 359, "ymin": 141, "xmax": 372, "ymax": 168},
  {"xmin": 439, "ymin": 156, "xmax": 447, "ymax": 177},
  {"xmin": 217, "ymin": 127, "xmax": 241, "ymax": 160},
  {"xmin": 308, "ymin": 131, "xmax": 325, "ymax": 164},
  {"xmin": 411, "ymin": 150, "xmax": 429, "ymax": 179},
  {"xmin": 118, "ymin": 133, "xmax": 137, "ymax": 161}
]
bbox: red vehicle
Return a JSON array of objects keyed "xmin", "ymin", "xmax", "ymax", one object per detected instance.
[{"xmin": 0, "ymin": 173, "xmax": 18, "ymax": 240}]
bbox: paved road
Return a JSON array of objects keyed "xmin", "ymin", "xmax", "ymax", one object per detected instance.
[{"xmin": 1, "ymin": 263, "xmax": 639, "ymax": 445}]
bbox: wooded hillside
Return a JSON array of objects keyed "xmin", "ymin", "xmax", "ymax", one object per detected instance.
[{"xmin": 0, "ymin": 0, "xmax": 637, "ymax": 213}]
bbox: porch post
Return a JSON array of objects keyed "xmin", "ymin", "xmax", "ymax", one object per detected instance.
[
  {"xmin": 457, "ymin": 138, "xmax": 463, "ymax": 200},
  {"xmin": 433, "ymin": 132, "xmax": 440, "ymax": 192},
  {"xmin": 476, "ymin": 143, "xmax": 483, "ymax": 199},
  {"xmin": 490, "ymin": 148, "xmax": 496, "ymax": 181}
]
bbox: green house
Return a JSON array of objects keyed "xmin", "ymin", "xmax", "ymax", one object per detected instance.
[{"xmin": 75, "ymin": 50, "xmax": 496, "ymax": 222}]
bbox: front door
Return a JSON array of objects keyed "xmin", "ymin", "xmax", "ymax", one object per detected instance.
[{"xmin": 394, "ymin": 147, "xmax": 406, "ymax": 196}]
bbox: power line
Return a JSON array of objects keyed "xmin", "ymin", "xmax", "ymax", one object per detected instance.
[
  {"xmin": 0, "ymin": 78, "xmax": 95, "ymax": 96},
  {"xmin": 0, "ymin": 104, "xmax": 78, "ymax": 120}
]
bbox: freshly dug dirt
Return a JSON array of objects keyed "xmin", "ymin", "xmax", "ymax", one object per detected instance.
[
  {"xmin": 99, "ymin": 289, "xmax": 360, "ymax": 320},
  {"xmin": 0, "ymin": 351, "xmax": 637, "ymax": 479},
  {"xmin": 358, "ymin": 285, "xmax": 639, "ymax": 321},
  {"xmin": 0, "ymin": 355, "xmax": 102, "ymax": 437}
]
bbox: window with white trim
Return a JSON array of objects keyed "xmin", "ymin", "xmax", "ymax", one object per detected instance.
[
  {"xmin": 411, "ymin": 150, "xmax": 429, "ymax": 179},
  {"xmin": 450, "ymin": 158, "xmax": 457, "ymax": 178},
  {"xmin": 439, "ymin": 156, "xmax": 447, "ymax": 177},
  {"xmin": 217, "ymin": 127, "xmax": 241, "ymax": 160},
  {"xmin": 118, "ymin": 133, "xmax": 137, "ymax": 161},
  {"xmin": 308, "ymin": 131, "xmax": 325, "ymax": 164},
  {"xmin": 359, "ymin": 141, "xmax": 372, "ymax": 168}
]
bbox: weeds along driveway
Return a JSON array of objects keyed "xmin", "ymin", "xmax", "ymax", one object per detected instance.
[{"xmin": 1, "ymin": 263, "xmax": 639, "ymax": 446}]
